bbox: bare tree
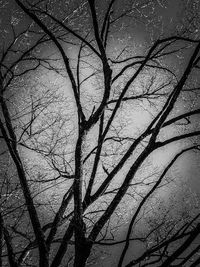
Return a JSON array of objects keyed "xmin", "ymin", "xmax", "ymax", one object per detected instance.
[{"xmin": 0, "ymin": 0, "xmax": 200, "ymax": 266}]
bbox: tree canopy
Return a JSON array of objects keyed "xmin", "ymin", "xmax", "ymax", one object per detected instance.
[{"xmin": 0, "ymin": 0, "xmax": 200, "ymax": 266}]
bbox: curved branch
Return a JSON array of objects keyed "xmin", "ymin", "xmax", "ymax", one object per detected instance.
[{"xmin": 118, "ymin": 146, "xmax": 200, "ymax": 267}]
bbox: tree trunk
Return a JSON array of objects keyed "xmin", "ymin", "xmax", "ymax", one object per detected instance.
[{"xmin": 74, "ymin": 239, "xmax": 92, "ymax": 267}]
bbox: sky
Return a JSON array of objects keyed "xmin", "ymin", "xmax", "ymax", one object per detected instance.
[
  {"xmin": 0, "ymin": 0, "xmax": 199, "ymax": 216},
  {"xmin": 1, "ymin": 0, "xmax": 199, "ymax": 226},
  {"xmin": 0, "ymin": 0, "xmax": 200, "ymax": 266}
]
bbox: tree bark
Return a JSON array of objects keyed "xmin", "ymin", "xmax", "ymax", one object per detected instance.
[{"xmin": 74, "ymin": 239, "xmax": 92, "ymax": 267}]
